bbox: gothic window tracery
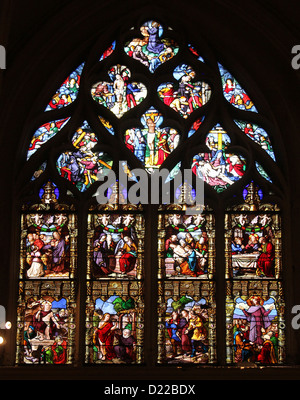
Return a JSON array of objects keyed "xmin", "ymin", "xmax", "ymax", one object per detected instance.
[{"xmin": 16, "ymin": 18, "xmax": 284, "ymax": 367}]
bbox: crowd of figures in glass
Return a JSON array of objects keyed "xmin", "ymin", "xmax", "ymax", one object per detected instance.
[
  {"xmin": 124, "ymin": 20, "xmax": 179, "ymax": 72},
  {"xmin": 228, "ymin": 213, "xmax": 280, "ymax": 279},
  {"xmin": 124, "ymin": 107, "xmax": 180, "ymax": 173},
  {"xmin": 45, "ymin": 63, "xmax": 84, "ymax": 111},
  {"xmin": 57, "ymin": 121, "xmax": 113, "ymax": 192},
  {"xmin": 219, "ymin": 63, "xmax": 257, "ymax": 112},
  {"xmin": 87, "ymin": 213, "xmax": 144, "ymax": 279},
  {"xmin": 85, "ymin": 209, "xmax": 144, "ymax": 364},
  {"xmin": 191, "ymin": 124, "xmax": 246, "ymax": 192},
  {"xmin": 85, "ymin": 280, "xmax": 144, "ymax": 364},
  {"xmin": 225, "ymin": 182, "xmax": 281, "ymax": 280},
  {"xmin": 16, "ymin": 182, "xmax": 77, "ymax": 364},
  {"xmin": 158, "ymin": 280, "xmax": 216, "ymax": 364},
  {"xmin": 225, "ymin": 183, "xmax": 284, "ymax": 365},
  {"xmin": 234, "ymin": 120, "xmax": 276, "ymax": 161},
  {"xmin": 158, "ymin": 212, "xmax": 215, "ymax": 279},
  {"xmin": 20, "ymin": 14, "xmax": 283, "ymax": 369},
  {"xmin": 16, "ymin": 278, "xmax": 75, "ymax": 365},
  {"xmin": 27, "ymin": 118, "xmax": 70, "ymax": 160},
  {"xmin": 21, "ymin": 213, "xmax": 73, "ymax": 279},
  {"xmin": 226, "ymin": 281, "xmax": 285, "ymax": 365},
  {"xmin": 157, "ymin": 64, "xmax": 211, "ymax": 118}
]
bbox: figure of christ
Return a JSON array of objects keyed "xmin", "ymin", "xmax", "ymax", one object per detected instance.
[
  {"xmin": 197, "ymin": 159, "xmax": 233, "ymax": 187},
  {"xmin": 145, "ymin": 117, "xmax": 157, "ymax": 166},
  {"xmin": 113, "ymin": 74, "xmax": 125, "ymax": 113},
  {"xmin": 244, "ymin": 234, "xmax": 260, "ymax": 253},
  {"xmin": 32, "ymin": 300, "xmax": 61, "ymax": 340},
  {"xmin": 168, "ymin": 242, "xmax": 203, "ymax": 277},
  {"xmin": 42, "ymin": 231, "xmax": 66, "ymax": 273},
  {"xmin": 238, "ymin": 296, "xmax": 274, "ymax": 346}
]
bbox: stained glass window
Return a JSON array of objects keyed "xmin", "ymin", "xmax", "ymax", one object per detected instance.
[
  {"xmin": 191, "ymin": 124, "xmax": 247, "ymax": 192},
  {"xmin": 16, "ymin": 182, "xmax": 77, "ymax": 364},
  {"xmin": 17, "ymin": 16, "xmax": 284, "ymax": 369},
  {"xmin": 85, "ymin": 198, "xmax": 144, "ymax": 364},
  {"xmin": 57, "ymin": 121, "xmax": 113, "ymax": 192},
  {"xmin": 157, "ymin": 64, "xmax": 211, "ymax": 118},
  {"xmin": 157, "ymin": 204, "xmax": 216, "ymax": 364},
  {"xmin": 124, "ymin": 106, "xmax": 180, "ymax": 173},
  {"xmin": 91, "ymin": 64, "xmax": 147, "ymax": 119},
  {"xmin": 124, "ymin": 20, "xmax": 179, "ymax": 73},
  {"xmin": 219, "ymin": 63, "xmax": 257, "ymax": 112},
  {"xmin": 27, "ymin": 118, "xmax": 70, "ymax": 160},
  {"xmin": 225, "ymin": 182, "xmax": 285, "ymax": 364}
]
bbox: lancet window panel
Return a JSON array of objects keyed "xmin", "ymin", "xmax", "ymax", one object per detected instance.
[
  {"xmin": 157, "ymin": 204, "xmax": 216, "ymax": 365},
  {"xmin": 16, "ymin": 181, "xmax": 78, "ymax": 365},
  {"xmin": 85, "ymin": 202, "xmax": 145, "ymax": 365},
  {"xmin": 225, "ymin": 182, "xmax": 285, "ymax": 366}
]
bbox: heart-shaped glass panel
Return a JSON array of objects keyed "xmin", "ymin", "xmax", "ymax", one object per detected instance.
[
  {"xmin": 158, "ymin": 64, "xmax": 211, "ymax": 118},
  {"xmin": 124, "ymin": 20, "xmax": 179, "ymax": 73},
  {"xmin": 219, "ymin": 63, "xmax": 257, "ymax": 112},
  {"xmin": 56, "ymin": 121, "xmax": 113, "ymax": 192},
  {"xmin": 91, "ymin": 64, "xmax": 147, "ymax": 118},
  {"xmin": 124, "ymin": 106, "xmax": 180, "ymax": 173},
  {"xmin": 191, "ymin": 124, "xmax": 246, "ymax": 192}
]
